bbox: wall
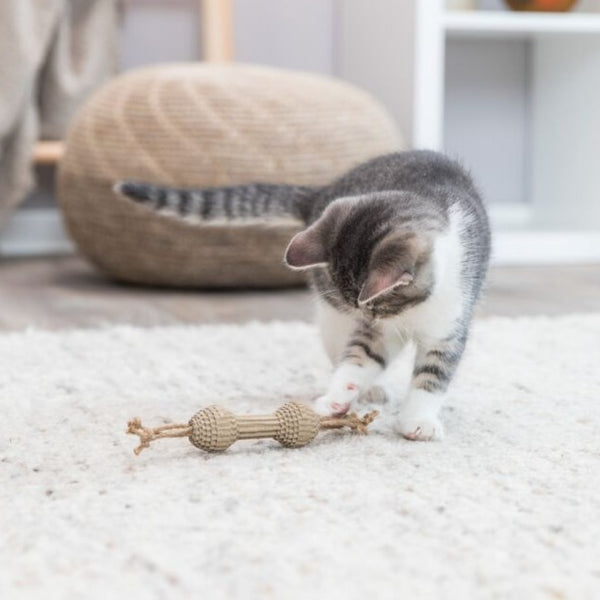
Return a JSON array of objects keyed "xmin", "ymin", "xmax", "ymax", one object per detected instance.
[
  {"xmin": 444, "ymin": 39, "xmax": 530, "ymax": 206},
  {"xmin": 119, "ymin": 0, "xmax": 337, "ymax": 74},
  {"xmin": 119, "ymin": 0, "xmax": 201, "ymax": 69},
  {"xmin": 234, "ymin": 0, "xmax": 336, "ymax": 74}
]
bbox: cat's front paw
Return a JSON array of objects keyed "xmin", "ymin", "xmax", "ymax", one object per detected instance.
[
  {"xmin": 396, "ymin": 406, "xmax": 444, "ymax": 441},
  {"xmin": 397, "ymin": 415, "xmax": 443, "ymax": 441},
  {"xmin": 313, "ymin": 383, "xmax": 361, "ymax": 416},
  {"xmin": 396, "ymin": 390, "xmax": 445, "ymax": 441}
]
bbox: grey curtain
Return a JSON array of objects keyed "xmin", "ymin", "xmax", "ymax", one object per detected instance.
[{"xmin": 0, "ymin": 0, "xmax": 119, "ymax": 225}]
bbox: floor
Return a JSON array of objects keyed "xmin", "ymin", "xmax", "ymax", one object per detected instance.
[{"xmin": 0, "ymin": 256, "xmax": 597, "ymax": 331}]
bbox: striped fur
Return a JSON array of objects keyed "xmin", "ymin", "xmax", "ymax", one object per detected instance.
[
  {"xmin": 115, "ymin": 151, "xmax": 491, "ymax": 440},
  {"xmin": 342, "ymin": 320, "xmax": 387, "ymax": 368},
  {"xmin": 114, "ymin": 181, "xmax": 314, "ymax": 221}
]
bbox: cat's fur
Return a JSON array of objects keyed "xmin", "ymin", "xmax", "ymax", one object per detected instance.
[{"xmin": 115, "ymin": 151, "xmax": 491, "ymax": 440}]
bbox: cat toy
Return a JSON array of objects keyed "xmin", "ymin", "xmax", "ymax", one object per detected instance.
[{"xmin": 127, "ymin": 402, "xmax": 378, "ymax": 455}]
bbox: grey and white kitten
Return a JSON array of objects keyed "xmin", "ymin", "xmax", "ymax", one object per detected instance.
[{"xmin": 116, "ymin": 151, "xmax": 491, "ymax": 440}]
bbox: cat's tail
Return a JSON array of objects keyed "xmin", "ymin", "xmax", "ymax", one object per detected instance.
[{"xmin": 113, "ymin": 181, "xmax": 316, "ymax": 223}]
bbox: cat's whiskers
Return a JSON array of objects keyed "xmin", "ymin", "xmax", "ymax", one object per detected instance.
[
  {"xmin": 391, "ymin": 321, "xmax": 409, "ymax": 343},
  {"xmin": 314, "ymin": 287, "xmax": 338, "ymax": 301}
]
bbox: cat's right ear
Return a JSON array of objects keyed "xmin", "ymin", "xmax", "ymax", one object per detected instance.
[{"xmin": 284, "ymin": 227, "xmax": 328, "ymax": 271}]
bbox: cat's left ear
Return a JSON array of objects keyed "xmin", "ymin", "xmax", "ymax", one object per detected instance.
[
  {"xmin": 284, "ymin": 227, "xmax": 328, "ymax": 271},
  {"xmin": 358, "ymin": 231, "xmax": 430, "ymax": 305},
  {"xmin": 358, "ymin": 267, "xmax": 413, "ymax": 305}
]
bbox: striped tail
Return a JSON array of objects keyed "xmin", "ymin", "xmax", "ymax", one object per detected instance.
[{"xmin": 113, "ymin": 181, "xmax": 315, "ymax": 223}]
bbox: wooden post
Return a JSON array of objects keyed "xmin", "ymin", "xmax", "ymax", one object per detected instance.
[
  {"xmin": 32, "ymin": 141, "xmax": 65, "ymax": 165},
  {"xmin": 201, "ymin": 0, "xmax": 234, "ymax": 61}
]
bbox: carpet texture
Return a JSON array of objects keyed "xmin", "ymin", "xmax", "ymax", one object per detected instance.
[{"xmin": 1, "ymin": 315, "xmax": 599, "ymax": 599}]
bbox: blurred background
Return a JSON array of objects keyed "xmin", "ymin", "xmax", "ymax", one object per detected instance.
[{"xmin": 0, "ymin": 0, "xmax": 598, "ymax": 329}]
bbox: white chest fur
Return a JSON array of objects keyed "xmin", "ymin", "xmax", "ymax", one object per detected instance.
[
  {"xmin": 315, "ymin": 300, "xmax": 356, "ymax": 363},
  {"xmin": 383, "ymin": 205, "xmax": 465, "ymax": 345}
]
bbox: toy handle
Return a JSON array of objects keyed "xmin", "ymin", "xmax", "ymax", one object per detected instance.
[
  {"xmin": 235, "ymin": 415, "xmax": 279, "ymax": 440},
  {"xmin": 188, "ymin": 402, "xmax": 321, "ymax": 451}
]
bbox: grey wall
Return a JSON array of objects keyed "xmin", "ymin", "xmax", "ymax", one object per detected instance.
[
  {"xmin": 119, "ymin": 0, "xmax": 337, "ymax": 73},
  {"xmin": 120, "ymin": 0, "xmax": 201, "ymax": 69},
  {"xmin": 234, "ymin": 0, "xmax": 336, "ymax": 74},
  {"xmin": 337, "ymin": 0, "xmax": 411, "ymax": 143},
  {"xmin": 444, "ymin": 39, "xmax": 530, "ymax": 205}
]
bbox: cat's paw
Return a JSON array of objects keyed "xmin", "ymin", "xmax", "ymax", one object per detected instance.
[
  {"xmin": 396, "ymin": 408, "xmax": 444, "ymax": 441},
  {"xmin": 396, "ymin": 390, "xmax": 445, "ymax": 441},
  {"xmin": 313, "ymin": 383, "xmax": 361, "ymax": 416},
  {"xmin": 357, "ymin": 384, "xmax": 388, "ymax": 406}
]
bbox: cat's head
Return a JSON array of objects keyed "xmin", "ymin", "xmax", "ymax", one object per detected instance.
[{"xmin": 284, "ymin": 193, "xmax": 438, "ymax": 319}]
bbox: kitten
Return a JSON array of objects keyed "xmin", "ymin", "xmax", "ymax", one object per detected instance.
[{"xmin": 115, "ymin": 151, "xmax": 491, "ymax": 440}]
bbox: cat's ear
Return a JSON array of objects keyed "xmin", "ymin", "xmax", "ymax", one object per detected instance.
[
  {"xmin": 284, "ymin": 195, "xmax": 360, "ymax": 270},
  {"xmin": 358, "ymin": 267, "xmax": 413, "ymax": 305},
  {"xmin": 358, "ymin": 231, "xmax": 430, "ymax": 305},
  {"xmin": 284, "ymin": 227, "xmax": 328, "ymax": 271}
]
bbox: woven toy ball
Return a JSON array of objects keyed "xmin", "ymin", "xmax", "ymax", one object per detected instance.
[
  {"xmin": 58, "ymin": 63, "xmax": 401, "ymax": 288},
  {"xmin": 127, "ymin": 402, "xmax": 378, "ymax": 455}
]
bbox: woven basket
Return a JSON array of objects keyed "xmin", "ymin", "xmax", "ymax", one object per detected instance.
[{"xmin": 58, "ymin": 63, "xmax": 401, "ymax": 287}]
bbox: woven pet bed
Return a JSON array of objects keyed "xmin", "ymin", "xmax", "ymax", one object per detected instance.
[{"xmin": 58, "ymin": 63, "xmax": 401, "ymax": 287}]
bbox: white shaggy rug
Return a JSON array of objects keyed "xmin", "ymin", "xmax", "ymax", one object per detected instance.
[{"xmin": 1, "ymin": 315, "xmax": 599, "ymax": 599}]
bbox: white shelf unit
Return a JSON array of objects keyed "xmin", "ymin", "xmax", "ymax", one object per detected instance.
[
  {"xmin": 414, "ymin": 3, "xmax": 600, "ymax": 263},
  {"xmin": 444, "ymin": 10, "xmax": 600, "ymax": 36}
]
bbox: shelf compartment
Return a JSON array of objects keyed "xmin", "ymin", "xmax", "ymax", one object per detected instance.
[{"xmin": 445, "ymin": 11, "xmax": 600, "ymax": 37}]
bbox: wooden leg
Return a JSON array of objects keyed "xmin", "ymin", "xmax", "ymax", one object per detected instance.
[{"xmin": 200, "ymin": 0, "xmax": 234, "ymax": 61}]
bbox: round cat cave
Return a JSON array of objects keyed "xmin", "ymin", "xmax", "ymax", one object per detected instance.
[{"xmin": 57, "ymin": 63, "xmax": 402, "ymax": 287}]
